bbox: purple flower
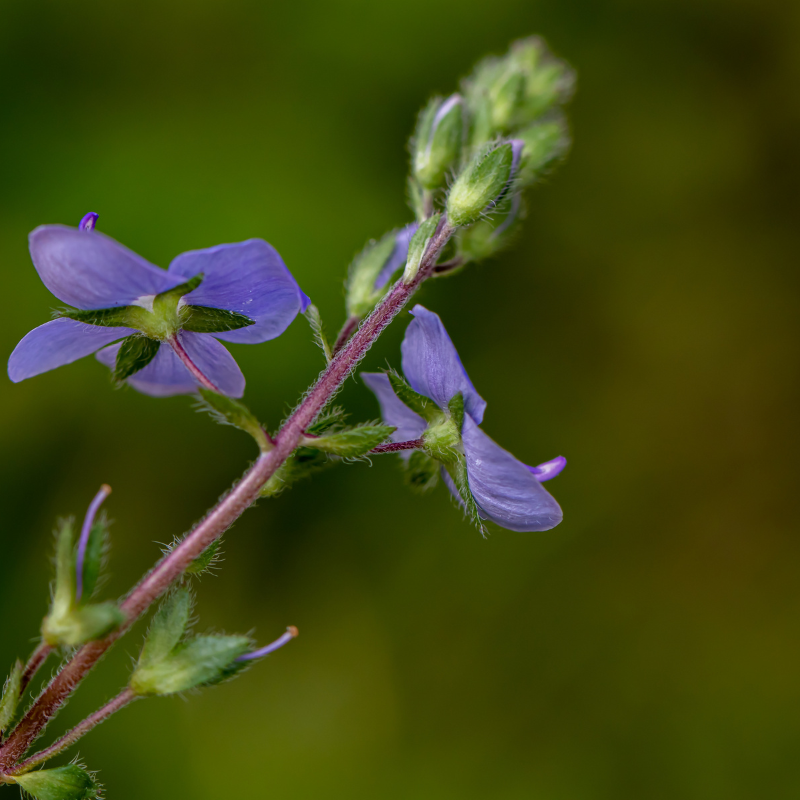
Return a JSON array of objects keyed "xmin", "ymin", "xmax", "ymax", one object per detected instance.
[
  {"xmin": 8, "ymin": 220, "xmax": 309, "ymax": 397},
  {"xmin": 362, "ymin": 305, "xmax": 564, "ymax": 532}
]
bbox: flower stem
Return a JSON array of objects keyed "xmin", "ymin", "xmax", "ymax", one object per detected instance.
[
  {"xmin": 0, "ymin": 219, "xmax": 455, "ymax": 772},
  {"xmin": 370, "ymin": 438, "xmax": 425, "ymax": 454},
  {"xmin": 11, "ymin": 688, "xmax": 136, "ymax": 775},
  {"xmin": 167, "ymin": 335, "xmax": 221, "ymax": 393},
  {"xmin": 18, "ymin": 644, "xmax": 52, "ymax": 698},
  {"xmin": 332, "ymin": 315, "xmax": 360, "ymax": 356}
]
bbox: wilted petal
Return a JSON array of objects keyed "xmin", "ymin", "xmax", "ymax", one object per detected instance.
[
  {"xmin": 29, "ymin": 225, "xmax": 184, "ymax": 309},
  {"xmin": 169, "ymin": 239, "xmax": 309, "ymax": 344},
  {"xmin": 8, "ymin": 318, "xmax": 134, "ymax": 382},
  {"xmin": 362, "ymin": 372, "xmax": 427, "ymax": 442},
  {"xmin": 527, "ymin": 455, "xmax": 567, "ymax": 482},
  {"xmin": 96, "ymin": 333, "xmax": 245, "ymax": 397},
  {"xmin": 462, "ymin": 416, "xmax": 562, "ymax": 532},
  {"xmin": 400, "ymin": 305, "xmax": 486, "ymax": 423}
]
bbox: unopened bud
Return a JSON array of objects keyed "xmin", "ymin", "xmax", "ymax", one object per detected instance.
[
  {"xmin": 11, "ymin": 764, "xmax": 101, "ymax": 800},
  {"xmin": 517, "ymin": 120, "xmax": 570, "ymax": 185},
  {"xmin": 403, "ymin": 213, "xmax": 441, "ymax": 283},
  {"xmin": 446, "ymin": 141, "xmax": 523, "ymax": 227},
  {"xmin": 412, "ymin": 94, "xmax": 464, "ymax": 190}
]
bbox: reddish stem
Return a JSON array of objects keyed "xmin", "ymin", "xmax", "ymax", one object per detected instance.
[
  {"xmin": 0, "ymin": 219, "xmax": 454, "ymax": 772},
  {"xmin": 18, "ymin": 644, "xmax": 52, "ymax": 699},
  {"xmin": 168, "ymin": 335, "xmax": 220, "ymax": 393},
  {"xmin": 332, "ymin": 315, "xmax": 360, "ymax": 356},
  {"xmin": 370, "ymin": 439, "xmax": 424, "ymax": 454}
]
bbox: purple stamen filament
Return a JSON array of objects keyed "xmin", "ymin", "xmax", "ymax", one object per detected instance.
[
  {"xmin": 167, "ymin": 335, "xmax": 221, "ymax": 393},
  {"xmin": 75, "ymin": 484, "xmax": 112, "ymax": 602},
  {"xmin": 237, "ymin": 626, "xmax": 298, "ymax": 662}
]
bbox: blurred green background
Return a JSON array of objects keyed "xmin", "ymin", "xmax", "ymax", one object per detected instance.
[{"xmin": 1, "ymin": 0, "xmax": 799, "ymax": 798}]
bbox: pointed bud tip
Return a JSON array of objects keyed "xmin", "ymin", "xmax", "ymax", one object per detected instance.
[{"xmin": 79, "ymin": 212, "xmax": 98, "ymax": 231}]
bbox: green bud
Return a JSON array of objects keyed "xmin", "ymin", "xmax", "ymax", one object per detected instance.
[
  {"xmin": 423, "ymin": 416, "xmax": 462, "ymax": 464},
  {"xmin": 412, "ymin": 94, "xmax": 464, "ymax": 191},
  {"xmin": 11, "ymin": 765, "xmax": 101, "ymax": 800},
  {"xmin": 131, "ymin": 588, "xmax": 250, "ymax": 696},
  {"xmin": 403, "ymin": 451, "xmax": 440, "ymax": 493},
  {"xmin": 197, "ymin": 388, "xmax": 271, "ymax": 451},
  {"xmin": 403, "ymin": 213, "xmax": 441, "ymax": 283},
  {"xmin": 446, "ymin": 142, "xmax": 521, "ymax": 228},
  {"xmin": 517, "ymin": 120, "xmax": 570, "ymax": 185},
  {"xmin": 345, "ymin": 231, "xmax": 400, "ymax": 318},
  {"xmin": 304, "ymin": 304, "xmax": 332, "ymax": 364},
  {"xmin": 131, "ymin": 634, "xmax": 251, "ymax": 696},
  {"xmin": 302, "ymin": 424, "xmax": 395, "ymax": 458},
  {"xmin": 0, "ymin": 660, "xmax": 23, "ymax": 735}
]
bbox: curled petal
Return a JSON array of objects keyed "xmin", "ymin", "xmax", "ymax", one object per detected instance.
[
  {"xmin": 527, "ymin": 456, "xmax": 567, "ymax": 482},
  {"xmin": 29, "ymin": 225, "xmax": 184, "ymax": 309},
  {"xmin": 362, "ymin": 372, "xmax": 427, "ymax": 443},
  {"xmin": 462, "ymin": 416, "xmax": 562, "ymax": 532},
  {"xmin": 96, "ymin": 333, "xmax": 245, "ymax": 397},
  {"xmin": 401, "ymin": 305, "xmax": 486, "ymax": 423},
  {"xmin": 169, "ymin": 239, "xmax": 309, "ymax": 344},
  {"xmin": 8, "ymin": 318, "xmax": 134, "ymax": 382}
]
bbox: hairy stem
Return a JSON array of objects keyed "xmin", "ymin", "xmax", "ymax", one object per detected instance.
[
  {"xmin": 19, "ymin": 644, "xmax": 52, "ymax": 699},
  {"xmin": 370, "ymin": 438, "xmax": 425, "ymax": 454},
  {"xmin": 0, "ymin": 220, "xmax": 455, "ymax": 771},
  {"xmin": 12, "ymin": 689, "xmax": 136, "ymax": 775},
  {"xmin": 332, "ymin": 315, "xmax": 360, "ymax": 356},
  {"xmin": 168, "ymin": 335, "xmax": 220, "ymax": 393}
]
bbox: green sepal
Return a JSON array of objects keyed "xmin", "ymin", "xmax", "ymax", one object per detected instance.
[
  {"xmin": 302, "ymin": 424, "xmax": 395, "ymax": 458},
  {"xmin": 197, "ymin": 389, "xmax": 271, "ymax": 451},
  {"xmin": 412, "ymin": 95, "xmax": 464, "ymax": 191},
  {"xmin": 445, "ymin": 459, "xmax": 487, "ymax": 535},
  {"xmin": 345, "ymin": 231, "xmax": 399, "ymax": 318},
  {"xmin": 260, "ymin": 447, "xmax": 332, "ymax": 498},
  {"xmin": 79, "ymin": 513, "xmax": 109, "ymax": 602},
  {"xmin": 448, "ymin": 392, "xmax": 465, "ymax": 435},
  {"xmin": 403, "ymin": 451, "xmax": 440, "ymax": 493},
  {"xmin": 446, "ymin": 142, "xmax": 516, "ymax": 228},
  {"xmin": 182, "ymin": 306, "xmax": 255, "ymax": 334},
  {"xmin": 113, "ymin": 336, "xmax": 160, "ymax": 381},
  {"xmin": 0, "ymin": 660, "xmax": 23, "ymax": 736},
  {"xmin": 386, "ymin": 372, "xmax": 441, "ymax": 423},
  {"xmin": 402, "ymin": 213, "xmax": 440, "ymax": 284},
  {"xmin": 422, "ymin": 416, "xmax": 462, "ymax": 464},
  {"xmin": 42, "ymin": 602, "xmax": 125, "ymax": 649},
  {"xmin": 304, "ymin": 304, "xmax": 332, "ymax": 364},
  {"xmin": 57, "ymin": 307, "xmax": 133, "ymax": 328},
  {"xmin": 136, "ymin": 588, "xmax": 193, "ymax": 672},
  {"xmin": 11, "ymin": 764, "xmax": 101, "ymax": 800},
  {"xmin": 131, "ymin": 633, "xmax": 251, "ymax": 696}
]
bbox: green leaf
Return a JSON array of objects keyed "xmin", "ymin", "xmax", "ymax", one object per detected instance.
[
  {"xmin": 302, "ymin": 424, "xmax": 395, "ymax": 458},
  {"xmin": 402, "ymin": 213, "xmax": 440, "ymax": 283},
  {"xmin": 79, "ymin": 514, "xmax": 109, "ymax": 602},
  {"xmin": 197, "ymin": 389, "xmax": 270, "ymax": 451},
  {"xmin": 446, "ymin": 459, "xmax": 487, "ymax": 535},
  {"xmin": 182, "ymin": 306, "xmax": 255, "ymax": 333},
  {"xmin": 387, "ymin": 371, "xmax": 441, "ymax": 423},
  {"xmin": 403, "ymin": 451, "xmax": 440, "ymax": 493},
  {"xmin": 136, "ymin": 588, "xmax": 193, "ymax": 672},
  {"xmin": 303, "ymin": 304, "xmax": 332, "ymax": 364},
  {"xmin": 113, "ymin": 336, "xmax": 160, "ymax": 381},
  {"xmin": 186, "ymin": 539, "xmax": 223, "ymax": 576},
  {"xmin": 131, "ymin": 634, "xmax": 251, "ymax": 696},
  {"xmin": 12, "ymin": 764, "xmax": 101, "ymax": 800},
  {"xmin": 0, "ymin": 660, "xmax": 23, "ymax": 736},
  {"xmin": 57, "ymin": 307, "xmax": 132, "ymax": 328},
  {"xmin": 305, "ymin": 406, "xmax": 348, "ymax": 436}
]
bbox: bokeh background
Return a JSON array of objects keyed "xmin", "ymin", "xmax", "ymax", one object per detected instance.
[{"xmin": 1, "ymin": 0, "xmax": 799, "ymax": 798}]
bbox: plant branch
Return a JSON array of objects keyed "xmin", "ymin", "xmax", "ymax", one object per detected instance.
[
  {"xmin": 18, "ymin": 644, "xmax": 52, "ymax": 699},
  {"xmin": 370, "ymin": 439, "xmax": 425, "ymax": 454},
  {"xmin": 12, "ymin": 688, "xmax": 136, "ymax": 775},
  {"xmin": 332, "ymin": 315, "xmax": 360, "ymax": 357},
  {"xmin": 0, "ymin": 219, "xmax": 455, "ymax": 772}
]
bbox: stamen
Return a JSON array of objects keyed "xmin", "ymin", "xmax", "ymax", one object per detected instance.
[
  {"xmin": 236, "ymin": 626, "xmax": 299, "ymax": 662},
  {"xmin": 79, "ymin": 212, "xmax": 98, "ymax": 231},
  {"xmin": 527, "ymin": 456, "xmax": 566, "ymax": 482},
  {"xmin": 75, "ymin": 484, "xmax": 112, "ymax": 602}
]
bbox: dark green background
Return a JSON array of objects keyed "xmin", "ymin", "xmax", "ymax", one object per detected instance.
[{"xmin": 1, "ymin": 1, "xmax": 798, "ymax": 798}]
